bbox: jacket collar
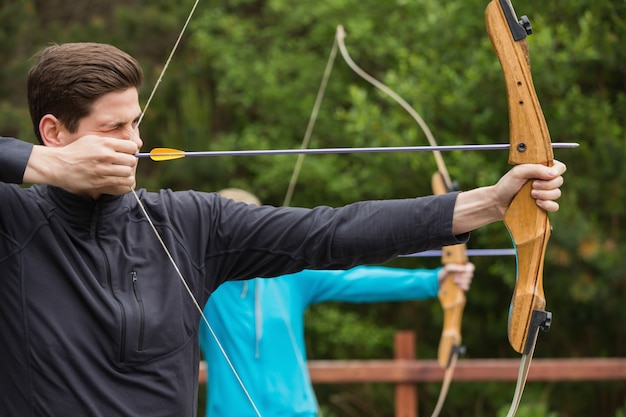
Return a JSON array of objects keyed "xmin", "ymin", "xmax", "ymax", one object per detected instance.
[{"xmin": 38, "ymin": 185, "xmax": 129, "ymax": 224}]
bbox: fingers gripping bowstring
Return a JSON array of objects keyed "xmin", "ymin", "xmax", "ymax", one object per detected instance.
[{"xmin": 128, "ymin": 1, "xmax": 262, "ymax": 415}]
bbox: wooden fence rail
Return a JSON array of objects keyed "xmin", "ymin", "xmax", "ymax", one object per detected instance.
[{"xmin": 198, "ymin": 331, "xmax": 626, "ymax": 417}]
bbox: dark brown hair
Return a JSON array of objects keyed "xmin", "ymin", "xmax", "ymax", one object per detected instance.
[{"xmin": 27, "ymin": 43, "xmax": 143, "ymax": 143}]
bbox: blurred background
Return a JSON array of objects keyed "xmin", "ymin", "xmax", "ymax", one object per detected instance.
[{"xmin": 1, "ymin": 0, "xmax": 624, "ymax": 415}]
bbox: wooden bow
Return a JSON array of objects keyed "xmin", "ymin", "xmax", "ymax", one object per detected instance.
[
  {"xmin": 429, "ymin": 172, "xmax": 468, "ymax": 417},
  {"xmin": 486, "ymin": 0, "xmax": 553, "ymax": 355},
  {"xmin": 485, "ymin": 0, "xmax": 554, "ymax": 414}
]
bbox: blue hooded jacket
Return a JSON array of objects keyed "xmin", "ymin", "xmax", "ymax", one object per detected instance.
[{"xmin": 199, "ymin": 265, "xmax": 440, "ymax": 417}]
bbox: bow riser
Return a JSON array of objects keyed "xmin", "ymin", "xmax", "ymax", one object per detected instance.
[
  {"xmin": 432, "ymin": 172, "xmax": 468, "ymax": 367},
  {"xmin": 485, "ymin": 0, "xmax": 554, "ymax": 355},
  {"xmin": 437, "ymin": 248, "xmax": 467, "ymax": 367}
]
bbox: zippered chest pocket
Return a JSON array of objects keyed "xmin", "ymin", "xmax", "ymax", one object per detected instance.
[{"xmin": 112, "ymin": 267, "xmax": 200, "ymax": 364}]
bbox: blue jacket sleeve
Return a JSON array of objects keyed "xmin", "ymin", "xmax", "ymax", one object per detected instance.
[{"xmin": 286, "ymin": 265, "xmax": 441, "ymax": 306}]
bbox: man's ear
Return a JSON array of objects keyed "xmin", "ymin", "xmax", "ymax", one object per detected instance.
[{"xmin": 39, "ymin": 114, "xmax": 64, "ymax": 147}]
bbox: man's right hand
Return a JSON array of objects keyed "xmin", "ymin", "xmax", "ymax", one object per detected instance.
[{"xmin": 24, "ymin": 135, "xmax": 139, "ymax": 198}]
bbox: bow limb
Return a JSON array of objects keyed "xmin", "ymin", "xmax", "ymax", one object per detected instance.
[
  {"xmin": 336, "ymin": 27, "xmax": 466, "ymax": 358},
  {"xmin": 336, "ymin": 27, "xmax": 469, "ymax": 416},
  {"xmin": 335, "ymin": 25, "xmax": 453, "ymax": 188},
  {"xmin": 335, "ymin": 26, "xmax": 465, "ymax": 354}
]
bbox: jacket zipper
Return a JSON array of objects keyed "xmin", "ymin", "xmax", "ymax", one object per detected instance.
[
  {"xmin": 91, "ymin": 203, "xmax": 127, "ymax": 362},
  {"xmin": 131, "ymin": 271, "xmax": 145, "ymax": 351}
]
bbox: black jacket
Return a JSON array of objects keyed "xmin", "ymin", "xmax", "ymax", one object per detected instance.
[{"xmin": 0, "ymin": 137, "xmax": 466, "ymax": 416}]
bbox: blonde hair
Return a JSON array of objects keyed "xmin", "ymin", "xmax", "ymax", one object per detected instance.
[{"xmin": 218, "ymin": 188, "xmax": 261, "ymax": 206}]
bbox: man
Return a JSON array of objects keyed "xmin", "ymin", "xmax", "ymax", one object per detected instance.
[
  {"xmin": 199, "ymin": 188, "xmax": 475, "ymax": 417},
  {"xmin": 0, "ymin": 42, "xmax": 565, "ymax": 416}
]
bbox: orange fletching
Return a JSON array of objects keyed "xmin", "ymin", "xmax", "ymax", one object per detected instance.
[{"xmin": 149, "ymin": 148, "xmax": 185, "ymax": 161}]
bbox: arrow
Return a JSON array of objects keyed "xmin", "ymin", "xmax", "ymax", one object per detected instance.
[
  {"xmin": 403, "ymin": 248, "xmax": 516, "ymax": 257},
  {"xmin": 136, "ymin": 143, "xmax": 578, "ymax": 161}
]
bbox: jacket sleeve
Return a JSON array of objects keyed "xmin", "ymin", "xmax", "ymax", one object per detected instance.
[
  {"xmin": 292, "ymin": 266, "xmax": 441, "ymax": 306},
  {"xmin": 0, "ymin": 137, "xmax": 33, "ymax": 184},
  {"xmin": 197, "ymin": 191, "xmax": 469, "ymax": 287}
]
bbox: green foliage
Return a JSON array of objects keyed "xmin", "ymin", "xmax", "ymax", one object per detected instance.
[
  {"xmin": 615, "ymin": 398, "xmax": 626, "ymax": 417},
  {"xmin": 305, "ymin": 304, "xmax": 395, "ymax": 359},
  {"xmin": 1, "ymin": 0, "xmax": 625, "ymax": 416},
  {"xmin": 497, "ymin": 401, "xmax": 558, "ymax": 417}
]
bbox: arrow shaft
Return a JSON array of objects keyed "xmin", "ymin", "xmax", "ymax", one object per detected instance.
[
  {"xmin": 402, "ymin": 248, "xmax": 516, "ymax": 257},
  {"xmin": 136, "ymin": 143, "xmax": 578, "ymax": 159}
]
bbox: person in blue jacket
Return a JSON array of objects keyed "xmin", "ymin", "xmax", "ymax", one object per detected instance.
[{"xmin": 199, "ymin": 189, "xmax": 475, "ymax": 417}]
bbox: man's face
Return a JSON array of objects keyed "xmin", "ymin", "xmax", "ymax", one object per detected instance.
[
  {"xmin": 53, "ymin": 87, "xmax": 144, "ymax": 197},
  {"xmin": 63, "ymin": 87, "xmax": 143, "ymax": 149}
]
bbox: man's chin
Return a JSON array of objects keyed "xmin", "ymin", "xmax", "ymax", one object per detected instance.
[
  {"xmin": 92, "ymin": 185, "xmax": 134, "ymax": 199},
  {"xmin": 106, "ymin": 185, "xmax": 135, "ymax": 195}
]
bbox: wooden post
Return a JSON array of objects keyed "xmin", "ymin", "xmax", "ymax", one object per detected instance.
[{"xmin": 394, "ymin": 331, "xmax": 417, "ymax": 417}]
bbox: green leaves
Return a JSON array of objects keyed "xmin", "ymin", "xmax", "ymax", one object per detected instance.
[{"xmin": 2, "ymin": 0, "xmax": 626, "ymax": 415}]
